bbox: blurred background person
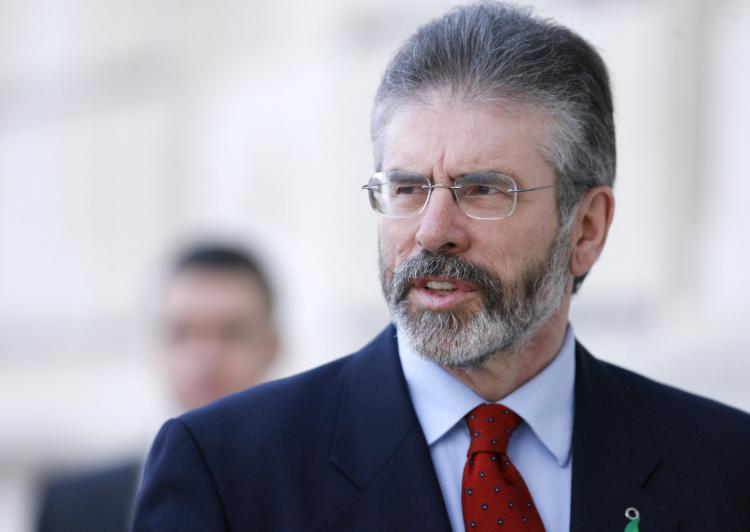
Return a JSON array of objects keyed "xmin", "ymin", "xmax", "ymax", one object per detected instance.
[
  {"xmin": 35, "ymin": 242, "xmax": 280, "ymax": 532},
  {"xmin": 158, "ymin": 243, "xmax": 279, "ymax": 413}
]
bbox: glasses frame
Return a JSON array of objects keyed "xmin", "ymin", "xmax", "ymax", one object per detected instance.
[{"xmin": 361, "ymin": 170, "xmax": 555, "ymax": 220}]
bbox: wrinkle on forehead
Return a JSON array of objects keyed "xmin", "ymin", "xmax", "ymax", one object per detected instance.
[{"xmin": 381, "ymin": 92, "xmax": 556, "ymax": 184}]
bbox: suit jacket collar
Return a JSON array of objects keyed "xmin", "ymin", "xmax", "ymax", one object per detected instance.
[
  {"xmin": 571, "ymin": 342, "xmax": 678, "ymax": 531},
  {"xmin": 329, "ymin": 324, "xmax": 452, "ymax": 531}
]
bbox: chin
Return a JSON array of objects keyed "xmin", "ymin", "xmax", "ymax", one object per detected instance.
[{"xmin": 395, "ymin": 304, "xmax": 530, "ymax": 368}]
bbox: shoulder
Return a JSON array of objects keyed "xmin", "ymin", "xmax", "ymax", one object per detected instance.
[
  {"xmin": 584, "ymin": 347, "xmax": 750, "ymax": 455},
  {"xmin": 134, "ymin": 326, "xmax": 402, "ymax": 529},
  {"xmin": 161, "ymin": 325, "xmax": 399, "ymax": 466},
  {"xmin": 607, "ymin": 359, "xmax": 749, "ymax": 424},
  {"xmin": 179, "ymin": 324, "xmax": 399, "ymax": 442},
  {"xmin": 179, "ymin": 352, "xmax": 353, "ymax": 446},
  {"xmin": 133, "ymin": 354, "xmax": 360, "ymax": 530},
  {"xmin": 573, "ymin": 345, "xmax": 750, "ymax": 532}
]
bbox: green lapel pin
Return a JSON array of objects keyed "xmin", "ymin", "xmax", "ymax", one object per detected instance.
[{"xmin": 624, "ymin": 507, "xmax": 640, "ymax": 532}]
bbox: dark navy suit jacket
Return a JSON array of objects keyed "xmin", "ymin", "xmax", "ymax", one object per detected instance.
[{"xmin": 131, "ymin": 325, "xmax": 750, "ymax": 531}]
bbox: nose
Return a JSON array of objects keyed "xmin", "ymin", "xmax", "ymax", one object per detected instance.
[{"xmin": 414, "ymin": 185, "xmax": 470, "ymax": 255}]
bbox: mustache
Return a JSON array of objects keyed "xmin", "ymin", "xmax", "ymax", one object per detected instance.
[{"xmin": 389, "ymin": 252, "xmax": 502, "ymax": 308}]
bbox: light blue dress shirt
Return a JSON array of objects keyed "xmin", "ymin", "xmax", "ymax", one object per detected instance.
[{"xmin": 397, "ymin": 325, "xmax": 576, "ymax": 532}]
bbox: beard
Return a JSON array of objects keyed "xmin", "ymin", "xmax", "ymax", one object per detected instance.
[{"xmin": 380, "ymin": 225, "xmax": 572, "ymax": 370}]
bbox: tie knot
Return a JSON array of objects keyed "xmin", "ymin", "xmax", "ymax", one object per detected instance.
[{"xmin": 465, "ymin": 404, "xmax": 521, "ymax": 455}]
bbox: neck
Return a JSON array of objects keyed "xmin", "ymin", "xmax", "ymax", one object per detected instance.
[{"xmin": 445, "ymin": 302, "xmax": 570, "ymax": 402}]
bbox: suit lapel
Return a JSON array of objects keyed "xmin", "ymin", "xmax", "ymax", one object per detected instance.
[
  {"xmin": 329, "ymin": 325, "xmax": 452, "ymax": 531},
  {"xmin": 571, "ymin": 343, "xmax": 678, "ymax": 532}
]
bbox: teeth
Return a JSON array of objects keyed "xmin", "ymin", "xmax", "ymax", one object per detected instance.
[{"xmin": 426, "ymin": 281, "xmax": 457, "ymax": 291}]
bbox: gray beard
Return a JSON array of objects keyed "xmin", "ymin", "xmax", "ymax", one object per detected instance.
[{"xmin": 380, "ymin": 225, "xmax": 572, "ymax": 370}]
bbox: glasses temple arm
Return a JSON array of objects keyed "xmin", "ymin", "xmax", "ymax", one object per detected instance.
[{"xmin": 509, "ymin": 184, "xmax": 556, "ymax": 193}]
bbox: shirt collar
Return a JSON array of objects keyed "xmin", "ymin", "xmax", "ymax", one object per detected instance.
[{"xmin": 398, "ymin": 325, "xmax": 575, "ymax": 467}]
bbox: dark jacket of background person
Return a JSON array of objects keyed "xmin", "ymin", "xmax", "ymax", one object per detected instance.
[{"xmin": 37, "ymin": 461, "xmax": 140, "ymax": 532}]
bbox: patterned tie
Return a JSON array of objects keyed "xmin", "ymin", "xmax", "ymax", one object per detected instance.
[{"xmin": 462, "ymin": 404, "xmax": 545, "ymax": 531}]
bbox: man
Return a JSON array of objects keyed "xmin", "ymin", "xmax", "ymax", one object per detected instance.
[
  {"xmin": 37, "ymin": 243, "xmax": 279, "ymax": 532},
  {"xmin": 131, "ymin": 4, "xmax": 750, "ymax": 531}
]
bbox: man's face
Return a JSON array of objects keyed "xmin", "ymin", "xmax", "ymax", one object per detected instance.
[
  {"xmin": 160, "ymin": 268, "xmax": 277, "ymax": 411},
  {"xmin": 378, "ymin": 96, "xmax": 572, "ymax": 368}
]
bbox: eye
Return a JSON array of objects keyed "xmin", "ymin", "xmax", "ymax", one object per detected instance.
[
  {"xmin": 393, "ymin": 183, "xmax": 423, "ymax": 195},
  {"xmin": 385, "ymin": 172, "xmax": 429, "ymax": 196},
  {"xmin": 459, "ymin": 173, "xmax": 514, "ymax": 198},
  {"xmin": 463, "ymin": 184, "xmax": 501, "ymax": 196},
  {"xmin": 461, "ymin": 182, "xmax": 505, "ymax": 197}
]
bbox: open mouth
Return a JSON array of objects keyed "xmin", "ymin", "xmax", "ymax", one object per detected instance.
[
  {"xmin": 413, "ymin": 277, "xmax": 476, "ymax": 292},
  {"xmin": 425, "ymin": 280, "xmax": 459, "ymax": 292},
  {"xmin": 408, "ymin": 277, "xmax": 478, "ymax": 310}
]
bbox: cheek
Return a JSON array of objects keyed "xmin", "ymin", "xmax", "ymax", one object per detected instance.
[
  {"xmin": 379, "ymin": 219, "xmax": 417, "ymax": 267},
  {"xmin": 229, "ymin": 347, "xmax": 263, "ymax": 376},
  {"xmin": 475, "ymin": 221, "xmax": 548, "ymax": 273}
]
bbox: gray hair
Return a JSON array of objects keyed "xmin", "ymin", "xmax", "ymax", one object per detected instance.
[{"xmin": 371, "ymin": 2, "xmax": 616, "ymax": 291}]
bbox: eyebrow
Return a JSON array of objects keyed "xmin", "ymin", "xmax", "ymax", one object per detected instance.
[{"xmin": 385, "ymin": 167, "xmax": 523, "ymax": 182}]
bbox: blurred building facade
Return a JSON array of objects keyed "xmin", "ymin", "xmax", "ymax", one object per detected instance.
[{"xmin": 0, "ymin": 0, "xmax": 748, "ymax": 529}]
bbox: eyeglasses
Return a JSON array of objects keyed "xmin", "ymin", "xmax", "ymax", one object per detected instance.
[{"xmin": 361, "ymin": 170, "xmax": 555, "ymax": 220}]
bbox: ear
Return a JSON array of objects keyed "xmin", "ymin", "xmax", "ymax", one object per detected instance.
[{"xmin": 569, "ymin": 186, "xmax": 615, "ymax": 279}]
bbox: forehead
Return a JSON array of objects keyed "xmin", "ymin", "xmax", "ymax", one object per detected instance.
[{"xmin": 381, "ymin": 95, "xmax": 555, "ymax": 180}]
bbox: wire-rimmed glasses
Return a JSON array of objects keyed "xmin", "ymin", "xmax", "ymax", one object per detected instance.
[{"xmin": 361, "ymin": 170, "xmax": 555, "ymax": 220}]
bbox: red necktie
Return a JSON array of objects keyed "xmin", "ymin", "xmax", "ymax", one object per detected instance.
[{"xmin": 462, "ymin": 404, "xmax": 545, "ymax": 531}]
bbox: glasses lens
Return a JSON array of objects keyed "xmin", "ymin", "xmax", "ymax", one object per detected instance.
[
  {"xmin": 367, "ymin": 171, "xmax": 429, "ymax": 217},
  {"xmin": 455, "ymin": 173, "xmax": 516, "ymax": 219}
]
